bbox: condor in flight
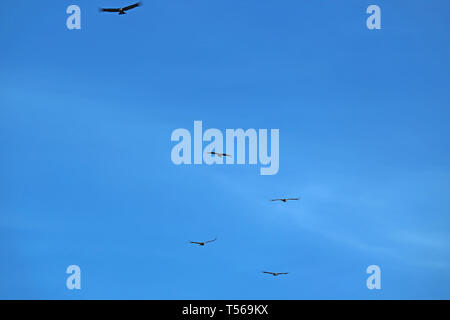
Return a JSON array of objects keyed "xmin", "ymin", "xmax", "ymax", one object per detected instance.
[
  {"xmin": 100, "ymin": 2, "xmax": 142, "ymax": 15},
  {"xmin": 262, "ymin": 271, "xmax": 289, "ymax": 277},
  {"xmin": 189, "ymin": 238, "xmax": 217, "ymax": 246},
  {"xmin": 207, "ymin": 152, "xmax": 231, "ymax": 158},
  {"xmin": 271, "ymin": 197, "xmax": 300, "ymax": 203}
]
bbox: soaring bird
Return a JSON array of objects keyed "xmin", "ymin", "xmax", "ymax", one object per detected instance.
[
  {"xmin": 100, "ymin": 2, "xmax": 142, "ymax": 15},
  {"xmin": 207, "ymin": 152, "xmax": 231, "ymax": 158},
  {"xmin": 271, "ymin": 197, "xmax": 300, "ymax": 203},
  {"xmin": 189, "ymin": 238, "xmax": 217, "ymax": 246},
  {"xmin": 262, "ymin": 271, "xmax": 289, "ymax": 276}
]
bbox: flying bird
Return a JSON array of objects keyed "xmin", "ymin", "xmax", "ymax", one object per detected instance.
[
  {"xmin": 207, "ymin": 152, "xmax": 231, "ymax": 158},
  {"xmin": 271, "ymin": 198, "xmax": 300, "ymax": 203},
  {"xmin": 262, "ymin": 271, "xmax": 289, "ymax": 276},
  {"xmin": 189, "ymin": 238, "xmax": 217, "ymax": 246},
  {"xmin": 100, "ymin": 2, "xmax": 142, "ymax": 15}
]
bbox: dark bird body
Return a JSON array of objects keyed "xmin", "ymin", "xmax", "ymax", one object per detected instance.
[
  {"xmin": 189, "ymin": 238, "xmax": 217, "ymax": 246},
  {"xmin": 100, "ymin": 2, "xmax": 142, "ymax": 15},
  {"xmin": 207, "ymin": 152, "xmax": 231, "ymax": 158},
  {"xmin": 271, "ymin": 198, "xmax": 300, "ymax": 203},
  {"xmin": 262, "ymin": 271, "xmax": 289, "ymax": 276}
]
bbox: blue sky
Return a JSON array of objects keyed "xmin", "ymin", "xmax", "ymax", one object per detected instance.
[{"xmin": 1, "ymin": 0, "xmax": 450, "ymax": 299}]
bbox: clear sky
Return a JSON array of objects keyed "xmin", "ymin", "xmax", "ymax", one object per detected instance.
[{"xmin": 1, "ymin": 0, "xmax": 450, "ymax": 299}]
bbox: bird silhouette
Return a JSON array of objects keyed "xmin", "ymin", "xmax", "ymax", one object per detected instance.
[
  {"xmin": 271, "ymin": 197, "xmax": 300, "ymax": 203},
  {"xmin": 100, "ymin": 2, "xmax": 142, "ymax": 15},
  {"xmin": 262, "ymin": 271, "xmax": 289, "ymax": 276},
  {"xmin": 207, "ymin": 152, "xmax": 231, "ymax": 158},
  {"xmin": 189, "ymin": 238, "xmax": 217, "ymax": 246}
]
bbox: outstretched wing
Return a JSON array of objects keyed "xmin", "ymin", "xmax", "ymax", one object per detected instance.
[
  {"xmin": 278, "ymin": 272, "xmax": 289, "ymax": 275},
  {"xmin": 100, "ymin": 8, "xmax": 120, "ymax": 12},
  {"xmin": 205, "ymin": 238, "xmax": 217, "ymax": 244},
  {"xmin": 271, "ymin": 199, "xmax": 282, "ymax": 201},
  {"xmin": 262, "ymin": 271, "xmax": 275, "ymax": 275},
  {"xmin": 189, "ymin": 241, "xmax": 202, "ymax": 245},
  {"xmin": 123, "ymin": 2, "xmax": 142, "ymax": 11},
  {"xmin": 287, "ymin": 198, "xmax": 300, "ymax": 201},
  {"xmin": 223, "ymin": 153, "xmax": 232, "ymax": 157}
]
